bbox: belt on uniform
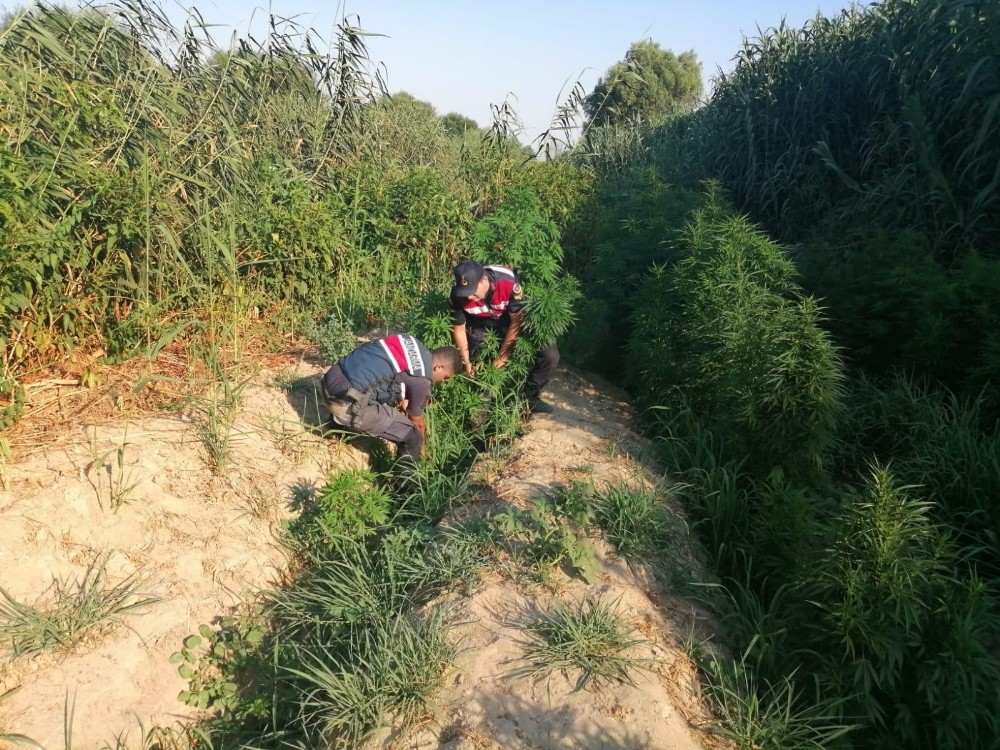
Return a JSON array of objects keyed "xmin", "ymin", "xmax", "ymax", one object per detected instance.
[{"xmin": 326, "ymin": 386, "xmax": 371, "ymax": 422}]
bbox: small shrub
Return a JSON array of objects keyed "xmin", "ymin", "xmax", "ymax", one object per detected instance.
[
  {"xmin": 701, "ymin": 648, "xmax": 854, "ymax": 750},
  {"xmin": 288, "ymin": 608, "xmax": 457, "ymax": 748},
  {"xmin": 808, "ymin": 466, "xmax": 1000, "ymax": 748},
  {"xmin": 494, "ymin": 490, "xmax": 598, "ymax": 583},
  {"xmin": 594, "ymin": 481, "xmax": 700, "ymax": 587},
  {"xmin": 171, "ymin": 617, "xmax": 267, "ymax": 712},
  {"xmin": 287, "ymin": 470, "xmax": 391, "ymax": 554},
  {"xmin": 625, "ymin": 187, "xmax": 845, "ymax": 477},
  {"xmin": 306, "ymin": 312, "xmax": 357, "ymax": 365}
]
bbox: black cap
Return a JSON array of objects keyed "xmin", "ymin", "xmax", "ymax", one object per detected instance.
[{"xmin": 451, "ymin": 259, "xmax": 485, "ymax": 298}]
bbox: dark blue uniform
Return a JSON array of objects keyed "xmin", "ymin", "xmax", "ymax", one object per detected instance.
[{"xmin": 322, "ymin": 334, "xmax": 434, "ymax": 461}]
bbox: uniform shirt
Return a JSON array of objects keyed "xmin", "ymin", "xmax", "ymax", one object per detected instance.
[
  {"xmin": 449, "ymin": 265, "xmax": 527, "ymax": 330},
  {"xmin": 323, "ymin": 364, "xmax": 432, "ymax": 418}
]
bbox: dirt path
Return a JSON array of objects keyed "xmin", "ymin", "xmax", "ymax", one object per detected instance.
[
  {"xmin": 0, "ymin": 362, "xmax": 718, "ymax": 749},
  {"xmin": 388, "ymin": 366, "xmax": 717, "ymax": 750}
]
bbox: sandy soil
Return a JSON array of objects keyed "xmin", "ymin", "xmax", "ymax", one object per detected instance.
[
  {"xmin": 382, "ymin": 367, "xmax": 720, "ymax": 750},
  {"xmin": 0, "ymin": 359, "xmax": 720, "ymax": 749}
]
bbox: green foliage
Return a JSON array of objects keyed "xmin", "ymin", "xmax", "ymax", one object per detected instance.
[
  {"xmin": 0, "ymin": 556, "xmax": 158, "ymax": 656},
  {"xmin": 698, "ymin": 1, "xmax": 1000, "ymax": 255},
  {"xmin": 440, "ymin": 112, "xmax": 480, "ymax": 138},
  {"xmin": 514, "ymin": 597, "xmax": 648, "ymax": 691},
  {"xmin": 272, "ymin": 529, "xmax": 477, "ymax": 635},
  {"xmin": 305, "ymin": 312, "xmax": 357, "ymax": 365},
  {"xmin": 0, "ymin": 377, "xmax": 26, "ymax": 431},
  {"xmin": 87, "ymin": 426, "xmax": 143, "ymax": 512},
  {"xmin": 171, "ymin": 617, "xmax": 266, "ymax": 712},
  {"xmin": 626, "ymin": 187, "xmax": 845, "ymax": 476},
  {"xmin": 833, "ymin": 372, "xmax": 1000, "ymax": 578},
  {"xmin": 189, "ymin": 376, "xmax": 251, "ymax": 475},
  {"xmin": 559, "ymin": 160, "xmax": 703, "ymax": 378},
  {"xmin": 0, "ymin": 1, "xmax": 479, "ymax": 428},
  {"xmin": 286, "ymin": 538, "xmax": 471, "ymax": 735},
  {"xmin": 361, "ymin": 92, "xmax": 453, "ymax": 181},
  {"xmin": 554, "ymin": 5, "xmax": 1000, "ymax": 746},
  {"xmin": 594, "ymin": 483, "xmax": 687, "ymax": 570},
  {"xmin": 585, "ymin": 40, "xmax": 702, "ymax": 128},
  {"xmin": 287, "ymin": 470, "xmax": 391, "ymax": 554},
  {"xmin": 392, "ymin": 462, "xmax": 475, "ymax": 525},
  {"xmin": 493, "ymin": 487, "xmax": 598, "ymax": 582},
  {"xmin": 659, "ymin": 0, "xmax": 1000, "ymax": 398},
  {"xmin": 512, "ymin": 160, "xmax": 597, "ymax": 232},
  {"xmin": 570, "ymin": 2, "xmax": 1000, "ymax": 400},
  {"xmin": 808, "ymin": 466, "xmax": 1000, "ymax": 748},
  {"xmin": 287, "ymin": 608, "xmax": 457, "ymax": 747},
  {"xmin": 407, "ymin": 290, "xmax": 457, "ymax": 349},
  {"xmin": 189, "ymin": 523, "xmax": 483, "ymax": 746},
  {"xmin": 701, "ymin": 644, "xmax": 854, "ymax": 750},
  {"xmin": 468, "ymin": 188, "xmax": 581, "ymax": 345},
  {"xmin": 799, "ymin": 230, "xmax": 1000, "ymax": 406}
]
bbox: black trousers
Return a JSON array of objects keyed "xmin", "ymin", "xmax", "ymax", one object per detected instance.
[{"xmin": 467, "ymin": 326, "xmax": 559, "ymax": 395}]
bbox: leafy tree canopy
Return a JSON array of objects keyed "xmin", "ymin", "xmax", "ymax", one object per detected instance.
[
  {"xmin": 584, "ymin": 40, "xmax": 702, "ymax": 127},
  {"xmin": 379, "ymin": 91, "xmax": 438, "ymax": 118},
  {"xmin": 441, "ymin": 112, "xmax": 480, "ymax": 137}
]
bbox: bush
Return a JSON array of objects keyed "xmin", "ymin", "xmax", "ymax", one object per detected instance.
[
  {"xmin": 833, "ymin": 372, "xmax": 1000, "ymax": 577},
  {"xmin": 799, "ymin": 231, "xmax": 1000, "ymax": 406},
  {"xmin": 287, "ymin": 470, "xmax": 391, "ymax": 556},
  {"xmin": 467, "ymin": 188, "xmax": 581, "ymax": 346},
  {"xmin": 625, "ymin": 186, "xmax": 844, "ymax": 477},
  {"xmin": 807, "ymin": 466, "xmax": 1000, "ymax": 749},
  {"xmin": 305, "ymin": 313, "xmax": 358, "ymax": 365}
]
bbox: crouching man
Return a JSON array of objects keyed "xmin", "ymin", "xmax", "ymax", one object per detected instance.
[{"xmin": 321, "ymin": 333, "xmax": 462, "ymax": 467}]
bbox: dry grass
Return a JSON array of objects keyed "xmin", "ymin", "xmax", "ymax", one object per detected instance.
[{"xmin": 2, "ymin": 333, "xmax": 314, "ymax": 457}]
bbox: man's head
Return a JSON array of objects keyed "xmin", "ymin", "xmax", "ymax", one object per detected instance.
[
  {"xmin": 430, "ymin": 346, "xmax": 463, "ymax": 383},
  {"xmin": 451, "ymin": 259, "xmax": 489, "ymax": 300}
]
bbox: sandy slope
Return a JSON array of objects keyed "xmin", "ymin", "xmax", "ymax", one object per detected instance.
[{"xmin": 0, "ymin": 360, "xmax": 719, "ymax": 749}]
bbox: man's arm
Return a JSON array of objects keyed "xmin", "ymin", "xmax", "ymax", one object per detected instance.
[
  {"xmin": 401, "ymin": 374, "xmax": 432, "ymax": 459},
  {"xmin": 452, "ymin": 324, "xmax": 475, "ymax": 377},
  {"xmin": 495, "ymin": 309, "xmax": 523, "ymax": 368}
]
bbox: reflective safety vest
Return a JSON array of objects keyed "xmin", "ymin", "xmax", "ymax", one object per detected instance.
[
  {"xmin": 458, "ymin": 265, "xmax": 520, "ymax": 323},
  {"xmin": 338, "ymin": 334, "xmax": 432, "ymax": 405}
]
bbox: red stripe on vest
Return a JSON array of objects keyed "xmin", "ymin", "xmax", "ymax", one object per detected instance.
[
  {"xmin": 379, "ymin": 335, "xmax": 426, "ymax": 376},
  {"xmin": 461, "ymin": 266, "xmax": 517, "ymax": 320}
]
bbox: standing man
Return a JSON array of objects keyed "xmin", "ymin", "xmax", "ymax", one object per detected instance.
[
  {"xmin": 322, "ymin": 333, "xmax": 463, "ymax": 466},
  {"xmin": 449, "ymin": 259, "xmax": 559, "ymax": 414}
]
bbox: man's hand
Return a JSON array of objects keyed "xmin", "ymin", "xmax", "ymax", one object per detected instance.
[
  {"xmin": 463, "ymin": 359, "xmax": 475, "ymax": 378},
  {"xmin": 493, "ymin": 353, "xmax": 508, "ymax": 369},
  {"xmin": 411, "ymin": 415, "xmax": 431, "ymax": 461},
  {"xmin": 411, "ymin": 414, "xmax": 427, "ymax": 436}
]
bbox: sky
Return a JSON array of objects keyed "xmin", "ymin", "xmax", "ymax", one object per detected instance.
[{"xmin": 10, "ymin": 0, "xmax": 864, "ymax": 146}]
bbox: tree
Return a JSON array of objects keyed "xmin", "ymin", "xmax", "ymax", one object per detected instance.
[
  {"xmin": 380, "ymin": 91, "xmax": 438, "ymax": 119},
  {"xmin": 584, "ymin": 40, "xmax": 702, "ymax": 128},
  {"xmin": 440, "ymin": 112, "xmax": 480, "ymax": 138}
]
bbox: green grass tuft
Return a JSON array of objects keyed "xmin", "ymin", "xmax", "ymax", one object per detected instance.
[
  {"xmin": 513, "ymin": 597, "xmax": 648, "ymax": 691},
  {"xmin": 0, "ymin": 557, "xmax": 159, "ymax": 657}
]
